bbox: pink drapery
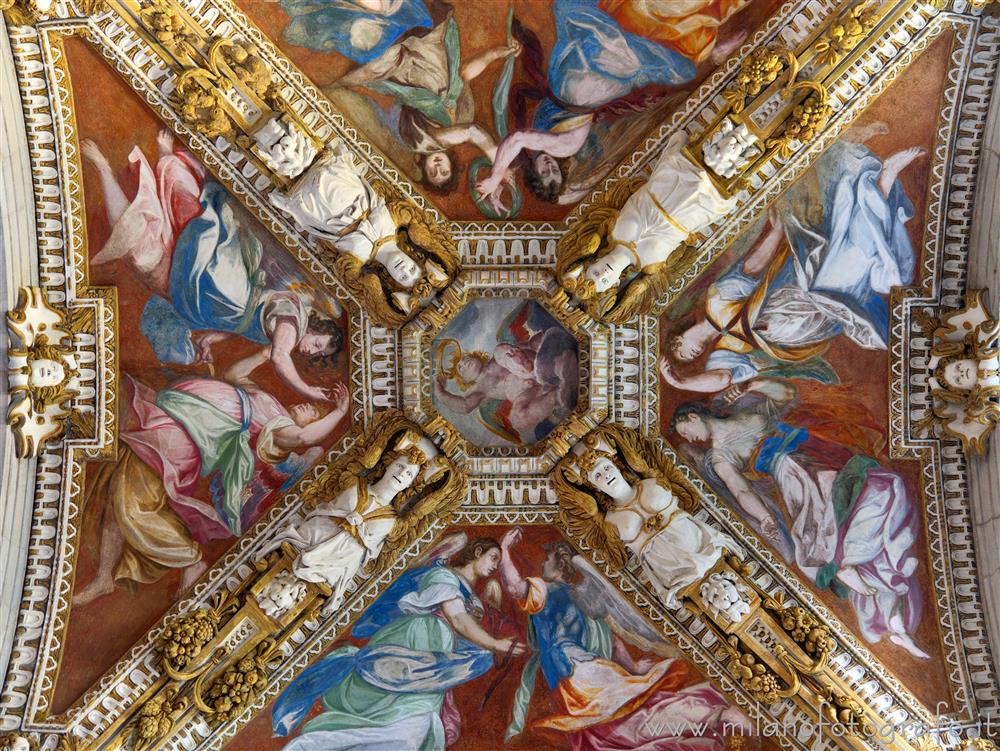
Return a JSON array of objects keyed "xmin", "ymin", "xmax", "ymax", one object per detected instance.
[{"xmin": 119, "ymin": 375, "xmax": 288, "ymax": 543}]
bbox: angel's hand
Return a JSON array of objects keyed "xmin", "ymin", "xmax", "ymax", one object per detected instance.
[
  {"xmin": 500, "ymin": 527, "xmax": 522, "ymax": 551},
  {"xmin": 495, "ymin": 638, "xmax": 528, "ymax": 657}
]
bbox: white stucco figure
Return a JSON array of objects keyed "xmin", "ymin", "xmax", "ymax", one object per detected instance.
[
  {"xmin": 253, "ymin": 116, "xmax": 318, "ymax": 180},
  {"xmin": 700, "ymin": 570, "xmax": 753, "ymax": 625},
  {"xmin": 702, "ymin": 118, "xmax": 761, "ymax": 179},
  {"xmin": 256, "ymin": 569, "xmax": 309, "ymax": 620}
]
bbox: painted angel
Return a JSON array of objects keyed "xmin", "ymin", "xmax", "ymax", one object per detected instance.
[
  {"xmin": 6, "ymin": 286, "xmax": 82, "ymax": 457},
  {"xmin": 920, "ymin": 289, "xmax": 1000, "ymax": 454},
  {"xmin": 551, "ymin": 425, "xmax": 735, "ymax": 608},
  {"xmin": 497, "ymin": 529, "xmax": 752, "ymax": 748},
  {"xmin": 269, "ymin": 143, "xmax": 459, "ymax": 327},
  {"xmin": 433, "ymin": 300, "xmax": 578, "ymax": 446},
  {"xmin": 82, "ymin": 132, "xmax": 343, "ymax": 401},
  {"xmin": 260, "ymin": 411, "xmax": 466, "ymax": 614},
  {"xmin": 555, "ymin": 132, "xmax": 736, "ymax": 322},
  {"xmin": 272, "ymin": 533, "xmax": 526, "ymax": 750}
]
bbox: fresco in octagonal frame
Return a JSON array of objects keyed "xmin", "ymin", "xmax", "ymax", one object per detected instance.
[
  {"xmin": 658, "ymin": 34, "xmax": 957, "ymax": 709},
  {"xmin": 432, "ymin": 299, "xmax": 580, "ymax": 448},
  {"xmin": 232, "ymin": 0, "xmax": 783, "ymax": 221},
  {"xmin": 50, "ymin": 39, "xmax": 353, "ymax": 714},
  {"xmin": 223, "ymin": 524, "xmax": 782, "ymax": 751}
]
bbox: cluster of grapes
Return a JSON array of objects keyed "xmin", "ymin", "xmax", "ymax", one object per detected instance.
[
  {"xmin": 727, "ymin": 47, "xmax": 785, "ymax": 112},
  {"xmin": 135, "ymin": 692, "xmax": 179, "ymax": 744},
  {"xmin": 205, "ymin": 656, "xmax": 263, "ymax": 724},
  {"xmin": 160, "ymin": 610, "xmax": 216, "ymax": 672},
  {"xmin": 822, "ymin": 5, "xmax": 879, "ymax": 62},
  {"xmin": 732, "ymin": 652, "xmax": 781, "ymax": 704},
  {"xmin": 784, "ymin": 93, "xmax": 833, "ymax": 145},
  {"xmin": 141, "ymin": 2, "xmax": 197, "ymax": 57},
  {"xmin": 780, "ymin": 606, "xmax": 832, "ymax": 658}
]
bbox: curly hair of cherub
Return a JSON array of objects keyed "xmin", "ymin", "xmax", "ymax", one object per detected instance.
[{"xmin": 435, "ymin": 339, "xmax": 490, "ymax": 390}]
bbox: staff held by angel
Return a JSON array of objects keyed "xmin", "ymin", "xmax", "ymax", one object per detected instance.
[{"xmin": 261, "ymin": 412, "xmax": 466, "ymax": 615}]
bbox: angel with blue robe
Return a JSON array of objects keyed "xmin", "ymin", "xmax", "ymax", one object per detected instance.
[
  {"xmin": 277, "ymin": 0, "xmax": 433, "ymax": 64},
  {"xmin": 496, "ymin": 529, "xmax": 752, "ymax": 749},
  {"xmin": 81, "ymin": 132, "xmax": 343, "ymax": 402},
  {"xmin": 475, "ymin": 0, "xmax": 699, "ymax": 207},
  {"xmin": 272, "ymin": 535, "xmax": 526, "ymax": 751},
  {"xmin": 660, "ymin": 136, "xmax": 926, "ymax": 396}
]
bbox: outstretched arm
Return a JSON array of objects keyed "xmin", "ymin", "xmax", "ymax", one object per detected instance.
[
  {"xmin": 741, "ymin": 206, "xmax": 786, "ymax": 278},
  {"xmin": 461, "ymin": 41, "xmax": 520, "ymax": 83},
  {"xmin": 433, "ymin": 123, "xmax": 497, "ymax": 159},
  {"xmin": 713, "ymin": 459, "xmax": 777, "ymax": 537},
  {"xmin": 434, "ymin": 376, "xmax": 485, "ymax": 414},
  {"xmin": 498, "ymin": 528, "xmax": 528, "ymax": 600},
  {"xmin": 270, "ymin": 318, "xmax": 329, "ymax": 402},
  {"xmin": 441, "ymin": 599, "xmax": 526, "ymax": 655},
  {"xmin": 273, "ymin": 383, "xmax": 350, "ymax": 450},
  {"xmin": 224, "ymin": 346, "xmax": 271, "ymax": 385},
  {"xmin": 476, "ymin": 122, "xmax": 592, "ymax": 196},
  {"xmin": 660, "ymin": 356, "xmax": 733, "ymax": 393}
]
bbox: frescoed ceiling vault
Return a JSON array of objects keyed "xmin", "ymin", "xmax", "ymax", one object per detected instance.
[{"xmin": 0, "ymin": 1, "xmax": 999, "ymax": 750}]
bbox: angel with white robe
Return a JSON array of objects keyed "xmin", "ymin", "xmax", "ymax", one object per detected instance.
[
  {"xmin": 552, "ymin": 425, "xmax": 737, "ymax": 609},
  {"xmin": 260, "ymin": 415, "xmax": 465, "ymax": 615},
  {"xmin": 555, "ymin": 132, "xmax": 735, "ymax": 321},
  {"xmin": 497, "ymin": 528, "xmax": 752, "ymax": 748}
]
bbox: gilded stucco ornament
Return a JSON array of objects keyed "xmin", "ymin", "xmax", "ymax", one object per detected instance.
[
  {"xmin": 915, "ymin": 290, "xmax": 999, "ymax": 454},
  {"xmin": 0, "ymin": 734, "xmax": 35, "ymax": 751},
  {"xmin": 272, "ymin": 145, "xmax": 460, "ymax": 327},
  {"xmin": 554, "ymin": 425, "xmax": 917, "ymax": 750},
  {"xmin": 0, "ymin": 0, "xmax": 53, "ymax": 24},
  {"xmin": 6, "ymin": 286, "xmax": 83, "ymax": 458},
  {"xmin": 258, "ymin": 410, "xmax": 466, "ymax": 615},
  {"xmin": 556, "ymin": 133, "xmax": 735, "ymax": 322}
]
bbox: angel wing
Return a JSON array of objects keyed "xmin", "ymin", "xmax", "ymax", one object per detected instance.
[
  {"xmin": 332, "ymin": 253, "xmax": 409, "ymax": 329},
  {"xmin": 551, "ymin": 460, "xmax": 629, "ymax": 570},
  {"xmin": 367, "ymin": 462, "xmax": 467, "ymax": 574},
  {"xmin": 599, "ymin": 425, "xmax": 700, "ymax": 514},
  {"xmin": 412, "ymin": 532, "xmax": 468, "ymax": 568},
  {"xmin": 570, "ymin": 555, "xmax": 680, "ymax": 659}
]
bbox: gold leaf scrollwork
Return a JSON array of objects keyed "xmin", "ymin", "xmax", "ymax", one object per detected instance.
[
  {"xmin": 133, "ymin": 684, "xmax": 188, "ymax": 751},
  {"xmin": 818, "ymin": 688, "xmax": 876, "ymax": 738},
  {"xmin": 727, "ymin": 638, "xmax": 788, "ymax": 705},
  {"xmin": 194, "ymin": 639, "xmax": 280, "ymax": 725},
  {"xmin": 159, "ymin": 609, "xmax": 220, "ymax": 678},
  {"xmin": 171, "ymin": 68, "xmax": 235, "ymax": 140},
  {"xmin": 138, "ymin": 0, "xmax": 200, "ymax": 60}
]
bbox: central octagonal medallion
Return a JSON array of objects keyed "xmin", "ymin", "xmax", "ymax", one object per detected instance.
[
  {"xmin": 432, "ymin": 298, "xmax": 579, "ymax": 448},
  {"xmin": 401, "ymin": 268, "xmax": 611, "ymax": 476}
]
